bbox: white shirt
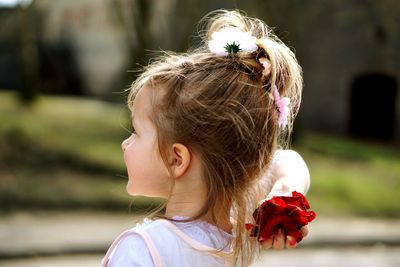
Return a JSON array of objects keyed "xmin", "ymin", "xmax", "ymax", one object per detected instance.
[{"xmin": 102, "ymin": 217, "xmax": 234, "ymax": 267}]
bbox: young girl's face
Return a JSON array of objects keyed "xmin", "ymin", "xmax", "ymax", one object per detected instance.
[{"xmin": 121, "ymin": 86, "xmax": 171, "ymax": 198}]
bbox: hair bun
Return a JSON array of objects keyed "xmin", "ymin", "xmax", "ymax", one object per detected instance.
[
  {"xmin": 199, "ymin": 9, "xmax": 303, "ymax": 133},
  {"xmin": 205, "ymin": 10, "xmax": 250, "ymax": 42}
]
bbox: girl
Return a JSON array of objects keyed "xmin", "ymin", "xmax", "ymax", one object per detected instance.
[{"xmin": 102, "ymin": 9, "xmax": 310, "ymax": 267}]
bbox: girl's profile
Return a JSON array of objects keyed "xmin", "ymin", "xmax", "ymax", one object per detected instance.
[{"xmin": 102, "ymin": 9, "xmax": 311, "ymax": 267}]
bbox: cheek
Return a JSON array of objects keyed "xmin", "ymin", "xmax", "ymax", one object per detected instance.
[
  {"xmin": 123, "ymin": 146, "xmax": 139, "ymax": 168},
  {"xmin": 123, "ymin": 139, "xmax": 157, "ymax": 172},
  {"xmin": 123, "ymin": 140, "xmax": 139, "ymax": 167}
]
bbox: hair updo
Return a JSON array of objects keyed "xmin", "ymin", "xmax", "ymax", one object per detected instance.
[{"xmin": 128, "ymin": 9, "xmax": 303, "ymax": 266}]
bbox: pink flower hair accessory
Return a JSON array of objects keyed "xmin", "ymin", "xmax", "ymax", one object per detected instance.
[{"xmin": 272, "ymin": 84, "xmax": 290, "ymax": 128}]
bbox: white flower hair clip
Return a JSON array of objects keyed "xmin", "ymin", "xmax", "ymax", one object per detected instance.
[{"xmin": 208, "ymin": 27, "xmax": 258, "ymax": 56}]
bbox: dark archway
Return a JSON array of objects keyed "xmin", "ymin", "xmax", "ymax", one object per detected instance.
[{"xmin": 350, "ymin": 73, "xmax": 397, "ymax": 140}]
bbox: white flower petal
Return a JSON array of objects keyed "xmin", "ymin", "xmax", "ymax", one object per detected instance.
[{"xmin": 208, "ymin": 27, "xmax": 258, "ymax": 56}]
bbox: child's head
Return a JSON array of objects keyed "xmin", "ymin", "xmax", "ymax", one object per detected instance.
[{"xmin": 124, "ymin": 9, "xmax": 302, "ymax": 264}]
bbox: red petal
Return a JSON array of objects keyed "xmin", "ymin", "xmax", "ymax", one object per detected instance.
[
  {"xmin": 250, "ymin": 191, "xmax": 316, "ymax": 243},
  {"xmin": 245, "ymin": 223, "xmax": 254, "ymax": 231}
]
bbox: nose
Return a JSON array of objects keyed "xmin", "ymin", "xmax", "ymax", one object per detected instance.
[{"xmin": 121, "ymin": 137, "xmax": 131, "ymax": 151}]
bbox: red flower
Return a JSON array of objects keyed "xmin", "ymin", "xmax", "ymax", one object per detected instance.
[{"xmin": 246, "ymin": 191, "xmax": 316, "ymax": 242}]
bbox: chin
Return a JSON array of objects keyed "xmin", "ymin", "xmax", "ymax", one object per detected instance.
[
  {"xmin": 126, "ymin": 181, "xmax": 169, "ymax": 198},
  {"xmin": 126, "ymin": 183, "xmax": 150, "ymax": 197},
  {"xmin": 126, "ymin": 182, "xmax": 139, "ymax": 196}
]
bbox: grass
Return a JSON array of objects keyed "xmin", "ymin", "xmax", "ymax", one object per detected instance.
[
  {"xmin": 0, "ymin": 91, "xmax": 129, "ymax": 171},
  {"xmin": 295, "ymin": 134, "xmax": 400, "ymax": 217},
  {"xmin": 0, "ymin": 91, "xmax": 134, "ymax": 212},
  {"xmin": 1, "ymin": 90, "xmax": 399, "ymax": 217}
]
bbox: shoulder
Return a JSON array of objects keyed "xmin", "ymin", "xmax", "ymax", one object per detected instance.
[
  {"xmin": 107, "ymin": 230, "xmax": 154, "ymax": 267},
  {"xmin": 106, "ymin": 219, "xmax": 167, "ymax": 267}
]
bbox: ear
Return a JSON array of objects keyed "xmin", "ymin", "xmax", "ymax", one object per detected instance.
[{"xmin": 169, "ymin": 143, "xmax": 191, "ymax": 179}]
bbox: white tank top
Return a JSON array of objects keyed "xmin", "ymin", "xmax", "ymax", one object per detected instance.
[{"xmin": 101, "ymin": 219, "xmax": 234, "ymax": 267}]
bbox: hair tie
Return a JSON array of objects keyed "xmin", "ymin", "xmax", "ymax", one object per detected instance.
[
  {"xmin": 272, "ymin": 84, "xmax": 290, "ymax": 128},
  {"xmin": 258, "ymin": 57, "xmax": 271, "ymax": 79}
]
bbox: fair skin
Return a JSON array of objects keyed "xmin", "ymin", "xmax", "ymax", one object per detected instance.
[
  {"xmin": 261, "ymin": 150, "xmax": 310, "ymax": 249},
  {"xmin": 121, "ymin": 86, "xmax": 171, "ymax": 198},
  {"xmin": 121, "ymin": 86, "xmax": 208, "ymax": 219},
  {"xmin": 122, "ymin": 85, "xmax": 310, "ymax": 249}
]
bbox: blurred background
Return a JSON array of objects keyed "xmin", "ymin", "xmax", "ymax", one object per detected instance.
[{"xmin": 0, "ymin": 0, "xmax": 399, "ymax": 266}]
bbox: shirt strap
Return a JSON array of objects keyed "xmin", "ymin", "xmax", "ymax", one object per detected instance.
[
  {"xmin": 101, "ymin": 228, "xmax": 163, "ymax": 267},
  {"xmin": 157, "ymin": 219, "xmax": 234, "ymax": 260}
]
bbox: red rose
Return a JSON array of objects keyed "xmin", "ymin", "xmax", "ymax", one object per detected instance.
[{"xmin": 246, "ymin": 191, "xmax": 316, "ymax": 243}]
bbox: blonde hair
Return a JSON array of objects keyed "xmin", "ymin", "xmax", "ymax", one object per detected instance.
[{"xmin": 127, "ymin": 9, "xmax": 302, "ymax": 266}]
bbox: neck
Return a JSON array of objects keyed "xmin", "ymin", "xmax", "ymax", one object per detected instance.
[
  {"xmin": 165, "ymin": 199, "xmax": 232, "ymax": 234},
  {"xmin": 164, "ymin": 154, "xmax": 232, "ymax": 233},
  {"xmin": 165, "ymin": 194, "xmax": 204, "ymax": 218}
]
